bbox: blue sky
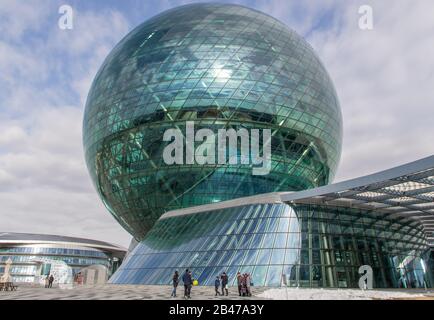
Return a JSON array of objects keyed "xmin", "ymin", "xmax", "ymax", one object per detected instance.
[{"xmin": 1, "ymin": 0, "xmax": 434, "ymax": 247}]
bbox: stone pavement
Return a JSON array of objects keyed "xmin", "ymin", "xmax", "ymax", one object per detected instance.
[
  {"xmin": 1, "ymin": 284, "xmax": 434, "ymax": 300},
  {"xmin": 0, "ymin": 284, "xmax": 269, "ymax": 300}
]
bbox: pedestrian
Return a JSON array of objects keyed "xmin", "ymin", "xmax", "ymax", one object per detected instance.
[
  {"xmin": 214, "ymin": 276, "xmax": 221, "ymax": 296},
  {"xmin": 48, "ymin": 274, "xmax": 54, "ymax": 288},
  {"xmin": 44, "ymin": 274, "xmax": 49, "ymax": 288},
  {"xmin": 171, "ymin": 270, "xmax": 179, "ymax": 297},
  {"xmin": 246, "ymin": 273, "xmax": 252, "ymax": 297},
  {"xmin": 241, "ymin": 273, "xmax": 247, "ymax": 296},
  {"xmin": 182, "ymin": 269, "xmax": 193, "ymax": 299},
  {"xmin": 220, "ymin": 272, "xmax": 228, "ymax": 296},
  {"xmin": 236, "ymin": 272, "xmax": 242, "ymax": 296}
]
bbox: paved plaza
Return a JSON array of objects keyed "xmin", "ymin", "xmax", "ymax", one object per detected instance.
[
  {"xmin": 0, "ymin": 284, "xmax": 268, "ymax": 300},
  {"xmin": 1, "ymin": 284, "xmax": 434, "ymax": 300}
]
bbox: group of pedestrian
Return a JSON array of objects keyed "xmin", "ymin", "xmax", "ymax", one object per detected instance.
[
  {"xmin": 44, "ymin": 274, "xmax": 54, "ymax": 288},
  {"xmin": 171, "ymin": 269, "xmax": 195, "ymax": 299},
  {"xmin": 236, "ymin": 272, "xmax": 252, "ymax": 296},
  {"xmin": 214, "ymin": 272, "xmax": 228, "ymax": 296},
  {"xmin": 170, "ymin": 270, "xmax": 252, "ymax": 298}
]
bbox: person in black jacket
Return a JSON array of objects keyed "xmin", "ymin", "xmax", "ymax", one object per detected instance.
[
  {"xmin": 48, "ymin": 274, "xmax": 54, "ymax": 288},
  {"xmin": 236, "ymin": 272, "xmax": 242, "ymax": 296},
  {"xmin": 220, "ymin": 272, "xmax": 228, "ymax": 296},
  {"xmin": 171, "ymin": 270, "xmax": 179, "ymax": 297},
  {"xmin": 182, "ymin": 269, "xmax": 193, "ymax": 299}
]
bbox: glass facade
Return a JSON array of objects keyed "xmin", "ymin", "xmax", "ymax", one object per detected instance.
[
  {"xmin": 83, "ymin": 3, "xmax": 343, "ymax": 240},
  {"xmin": 0, "ymin": 244, "xmax": 123, "ymax": 283},
  {"xmin": 110, "ymin": 203, "xmax": 433, "ymax": 288},
  {"xmin": 430, "ymin": 251, "xmax": 434, "ymax": 280}
]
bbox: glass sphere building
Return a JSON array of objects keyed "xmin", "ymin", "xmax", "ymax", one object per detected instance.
[{"xmin": 83, "ymin": 3, "xmax": 343, "ymax": 240}]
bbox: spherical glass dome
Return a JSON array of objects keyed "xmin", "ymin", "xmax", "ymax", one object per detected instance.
[{"xmin": 83, "ymin": 3, "xmax": 342, "ymax": 239}]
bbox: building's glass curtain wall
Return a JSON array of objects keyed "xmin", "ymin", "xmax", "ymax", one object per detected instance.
[
  {"xmin": 110, "ymin": 203, "xmax": 432, "ymax": 288},
  {"xmin": 291, "ymin": 204, "xmax": 431, "ymax": 288},
  {"xmin": 83, "ymin": 3, "xmax": 343, "ymax": 240}
]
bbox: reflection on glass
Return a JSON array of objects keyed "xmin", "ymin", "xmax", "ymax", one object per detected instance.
[{"xmin": 110, "ymin": 203, "xmax": 432, "ymax": 288}]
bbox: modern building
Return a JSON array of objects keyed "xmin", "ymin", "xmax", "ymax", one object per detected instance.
[
  {"xmin": 110, "ymin": 156, "xmax": 434, "ymax": 288},
  {"xmin": 0, "ymin": 232, "xmax": 126, "ymax": 283},
  {"xmin": 82, "ymin": 3, "xmax": 434, "ymax": 288}
]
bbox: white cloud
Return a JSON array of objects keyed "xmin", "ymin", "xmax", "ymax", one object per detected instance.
[
  {"xmin": 0, "ymin": 187, "xmax": 128, "ymax": 247},
  {"xmin": 0, "ymin": 0, "xmax": 51, "ymax": 40},
  {"xmin": 304, "ymin": 0, "xmax": 434, "ymax": 181},
  {"xmin": 0, "ymin": 168, "xmax": 14, "ymax": 185},
  {"xmin": 0, "ymin": 1, "xmax": 132, "ymax": 247},
  {"xmin": 0, "ymin": 106, "xmax": 132, "ymax": 247},
  {"xmin": 253, "ymin": 0, "xmax": 338, "ymax": 35},
  {"xmin": 0, "ymin": 126, "xmax": 27, "ymax": 147}
]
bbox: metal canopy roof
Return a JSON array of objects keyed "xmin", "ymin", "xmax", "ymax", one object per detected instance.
[{"xmin": 280, "ymin": 155, "xmax": 434, "ymax": 246}]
